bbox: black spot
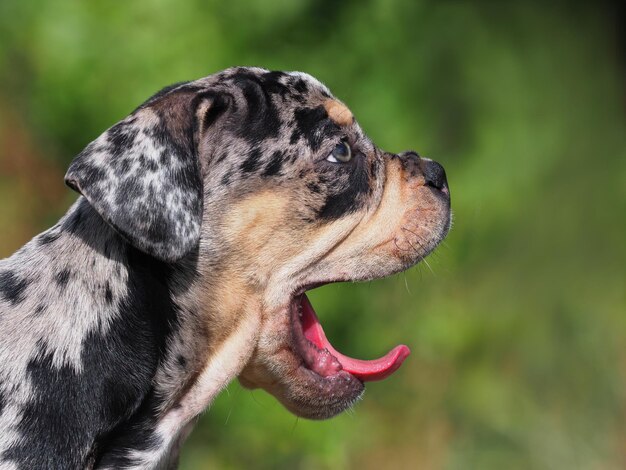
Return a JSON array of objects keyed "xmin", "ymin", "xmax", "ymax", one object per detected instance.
[
  {"xmin": 38, "ymin": 230, "xmax": 61, "ymax": 246},
  {"xmin": 221, "ymin": 171, "xmax": 233, "ymax": 186},
  {"xmin": 177, "ymin": 355, "xmax": 187, "ymax": 368},
  {"xmin": 317, "ymin": 157, "xmax": 372, "ymax": 220},
  {"xmin": 159, "ymin": 147, "xmax": 173, "ymax": 166},
  {"xmin": 215, "ymin": 151, "xmax": 228, "ymax": 164},
  {"xmin": 262, "ymin": 150, "xmax": 286, "ymax": 177},
  {"xmin": 34, "ymin": 304, "xmax": 46, "ymax": 316},
  {"xmin": 289, "ymin": 128, "xmax": 301, "ymax": 145},
  {"xmin": 145, "ymin": 157, "xmax": 159, "ymax": 172},
  {"xmin": 0, "ymin": 271, "xmax": 29, "ymax": 305},
  {"xmin": 104, "ymin": 282, "xmax": 113, "ymax": 304},
  {"xmin": 55, "ymin": 269, "xmax": 72, "ymax": 288},
  {"xmin": 142, "ymin": 208, "xmax": 172, "ymax": 245},
  {"xmin": 261, "ymin": 71, "xmax": 290, "ymax": 96},
  {"xmin": 0, "ymin": 389, "xmax": 6, "ymax": 417},
  {"xmin": 306, "ymin": 181, "xmax": 322, "ymax": 194},
  {"xmin": 369, "ymin": 156, "xmax": 380, "ymax": 176},
  {"xmin": 107, "ymin": 123, "xmax": 139, "ymax": 158},
  {"xmin": 293, "ymin": 78, "xmax": 308, "ymax": 94},
  {"xmin": 113, "ymin": 157, "xmax": 132, "ymax": 177},
  {"xmin": 240, "ymin": 147, "xmax": 263, "ymax": 174},
  {"xmin": 292, "ymin": 106, "xmax": 337, "ymax": 151}
]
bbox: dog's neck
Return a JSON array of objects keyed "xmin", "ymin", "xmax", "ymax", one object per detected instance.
[{"xmin": 7, "ymin": 198, "xmax": 260, "ymax": 467}]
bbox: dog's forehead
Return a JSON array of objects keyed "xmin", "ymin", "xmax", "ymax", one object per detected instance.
[
  {"xmin": 282, "ymin": 71, "xmax": 332, "ymax": 96},
  {"xmin": 217, "ymin": 68, "xmax": 349, "ymax": 116},
  {"xmin": 228, "ymin": 67, "xmax": 332, "ymax": 95},
  {"xmin": 268, "ymin": 71, "xmax": 354, "ymax": 124}
]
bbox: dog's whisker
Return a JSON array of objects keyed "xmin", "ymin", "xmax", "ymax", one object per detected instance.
[
  {"xmin": 404, "ymin": 274, "xmax": 412, "ymax": 295},
  {"xmin": 401, "ymin": 227, "xmax": 438, "ymax": 276},
  {"xmin": 422, "ymin": 257, "xmax": 435, "ymax": 275},
  {"xmin": 248, "ymin": 390, "xmax": 267, "ymax": 410},
  {"xmin": 291, "ymin": 417, "xmax": 300, "ymax": 434}
]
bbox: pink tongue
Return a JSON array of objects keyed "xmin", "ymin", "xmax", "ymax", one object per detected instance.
[{"xmin": 299, "ymin": 294, "xmax": 410, "ymax": 382}]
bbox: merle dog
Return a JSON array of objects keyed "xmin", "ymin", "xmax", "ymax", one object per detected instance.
[{"xmin": 0, "ymin": 67, "xmax": 450, "ymax": 469}]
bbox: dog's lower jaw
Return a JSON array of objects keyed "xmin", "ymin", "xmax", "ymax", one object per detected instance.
[{"xmin": 237, "ymin": 299, "xmax": 367, "ymax": 421}]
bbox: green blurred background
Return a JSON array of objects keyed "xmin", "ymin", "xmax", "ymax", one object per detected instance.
[{"xmin": 1, "ymin": 1, "xmax": 624, "ymax": 468}]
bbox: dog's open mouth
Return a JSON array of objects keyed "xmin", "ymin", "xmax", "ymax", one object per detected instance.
[{"xmin": 292, "ymin": 293, "xmax": 410, "ymax": 382}]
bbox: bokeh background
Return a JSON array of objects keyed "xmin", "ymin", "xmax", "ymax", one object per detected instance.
[{"xmin": 1, "ymin": 1, "xmax": 624, "ymax": 468}]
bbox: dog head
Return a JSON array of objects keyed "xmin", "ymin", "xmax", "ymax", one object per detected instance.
[{"xmin": 65, "ymin": 67, "xmax": 451, "ymax": 419}]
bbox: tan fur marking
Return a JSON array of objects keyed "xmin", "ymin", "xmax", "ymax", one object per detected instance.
[
  {"xmin": 324, "ymin": 99, "xmax": 354, "ymax": 127},
  {"xmin": 220, "ymin": 190, "xmax": 319, "ymax": 279},
  {"xmin": 222, "ymin": 191, "xmax": 290, "ymax": 248}
]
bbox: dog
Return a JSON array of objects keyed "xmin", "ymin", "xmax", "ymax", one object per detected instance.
[{"xmin": 0, "ymin": 67, "xmax": 450, "ymax": 469}]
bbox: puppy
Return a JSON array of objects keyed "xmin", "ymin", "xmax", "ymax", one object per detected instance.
[{"xmin": 0, "ymin": 67, "xmax": 450, "ymax": 469}]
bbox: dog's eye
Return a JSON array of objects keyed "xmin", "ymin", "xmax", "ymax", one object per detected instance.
[{"xmin": 326, "ymin": 141, "xmax": 352, "ymax": 163}]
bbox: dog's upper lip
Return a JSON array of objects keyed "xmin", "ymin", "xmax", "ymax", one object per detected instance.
[{"xmin": 293, "ymin": 293, "xmax": 411, "ymax": 382}]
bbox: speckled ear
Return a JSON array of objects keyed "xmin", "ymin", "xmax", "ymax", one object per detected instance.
[{"xmin": 65, "ymin": 84, "xmax": 227, "ymax": 262}]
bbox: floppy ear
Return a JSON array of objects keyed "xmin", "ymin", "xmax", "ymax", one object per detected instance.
[{"xmin": 65, "ymin": 84, "xmax": 226, "ymax": 262}]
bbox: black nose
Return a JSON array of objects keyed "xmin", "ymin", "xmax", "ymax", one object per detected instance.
[{"xmin": 422, "ymin": 160, "xmax": 448, "ymax": 191}]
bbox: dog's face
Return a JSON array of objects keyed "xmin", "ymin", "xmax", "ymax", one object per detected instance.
[{"xmin": 65, "ymin": 67, "xmax": 450, "ymax": 420}]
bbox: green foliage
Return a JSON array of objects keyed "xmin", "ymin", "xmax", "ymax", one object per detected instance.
[{"xmin": 0, "ymin": 1, "xmax": 624, "ymax": 468}]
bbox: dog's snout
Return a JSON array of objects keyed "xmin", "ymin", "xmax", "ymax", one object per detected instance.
[
  {"xmin": 397, "ymin": 151, "xmax": 448, "ymax": 193},
  {"xmin": 422, "ymin": 160, "xmax": 448, "ymax": 191}
]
